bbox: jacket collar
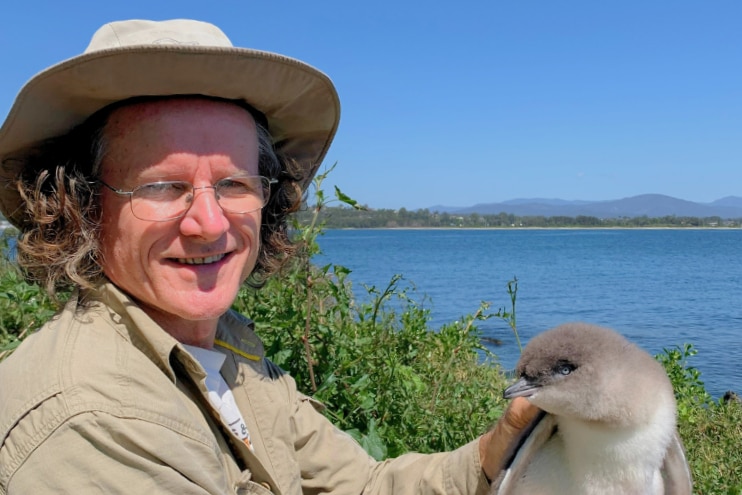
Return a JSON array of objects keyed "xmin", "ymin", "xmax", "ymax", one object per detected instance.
[{"xmin": 83, "ymin": 282, "xmax": 265, "ymax": 382}]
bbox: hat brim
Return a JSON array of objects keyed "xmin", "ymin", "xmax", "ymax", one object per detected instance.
[{"xmin": 0, "ymin": 45, "xmax": 340, "ymax": 227}]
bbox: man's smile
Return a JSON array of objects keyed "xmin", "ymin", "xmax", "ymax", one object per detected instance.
[{"xmin": 175, "ymin": 253, "xmax": 228, "ymax": 265}]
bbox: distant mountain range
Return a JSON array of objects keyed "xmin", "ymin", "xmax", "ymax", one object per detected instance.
[{"xmin": 429, "ymin": 194, "xmax": 742, "ymax": 219}]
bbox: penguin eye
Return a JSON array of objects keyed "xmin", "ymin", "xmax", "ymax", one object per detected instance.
[{"xmin": 555, "ymin": 363, "xmax": 576, "ymax": 376}]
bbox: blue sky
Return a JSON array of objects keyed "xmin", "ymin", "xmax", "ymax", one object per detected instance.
[{"xmin": 2, "ymin": 1, "xmax": 741, "ymax": 209}]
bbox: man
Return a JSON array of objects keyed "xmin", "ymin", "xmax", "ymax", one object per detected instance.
[{"xmin": 0, "ymin": 19, "xmax": 536, "ymax": 494}]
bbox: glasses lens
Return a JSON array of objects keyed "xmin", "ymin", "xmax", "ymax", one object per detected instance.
[
  {"xmin": 131, "ymin": 181, "xmax": 192, "ymax": 221},
  {"xmin": 215, "ymin": 176, "xmax": 271, "ymax": 214},
  {"xmin": 128, "ymin": 176, "xmax": 272, "ymax": 221}
]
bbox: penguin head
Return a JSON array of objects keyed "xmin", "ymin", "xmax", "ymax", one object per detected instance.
[{"xmin": 504, "ymin": 323, "xmax": 674, "ymax": 426}]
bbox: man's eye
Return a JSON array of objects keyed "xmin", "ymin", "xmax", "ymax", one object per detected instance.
[
  {"xmin": 218, "ymin": 178, "xmax": 258, "ymax": 196},
  {"xmin": 136, "ymin": 182, "xmax": 190, "ymax": 200}
]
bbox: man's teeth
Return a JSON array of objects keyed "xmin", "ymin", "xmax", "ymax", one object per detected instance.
[{"xmin": 177, "ymin": 254, "xmax": 225, "ymax": 265}]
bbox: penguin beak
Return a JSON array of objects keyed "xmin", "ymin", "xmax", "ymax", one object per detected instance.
[{"xmin": 504, "ymin": 377, "xmax": 540, "ymax": 399}]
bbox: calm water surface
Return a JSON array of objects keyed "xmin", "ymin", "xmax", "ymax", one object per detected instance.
[{"xmin": 315, "ymin": 229, "xmax": 742, "ymax": 398}]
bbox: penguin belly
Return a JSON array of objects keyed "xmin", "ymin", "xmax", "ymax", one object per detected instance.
[{"xmin": 496, "ymin": 417, "xmax": 666, "ymax": 495}]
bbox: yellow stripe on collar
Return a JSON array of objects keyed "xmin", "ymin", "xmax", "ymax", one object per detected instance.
[{"xmin": 214, "ymin": 338, "xmax": 261, "ymax": 362}]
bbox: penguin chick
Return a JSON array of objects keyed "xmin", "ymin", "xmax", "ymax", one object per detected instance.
[{"xmin": 491, "ymin": 322, "xmax": 692, "ymax": 495}]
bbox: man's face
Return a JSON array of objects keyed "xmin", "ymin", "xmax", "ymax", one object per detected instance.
[{"xmin": 98, "ymin": 98, "xmax": 262, "ymax": 342}]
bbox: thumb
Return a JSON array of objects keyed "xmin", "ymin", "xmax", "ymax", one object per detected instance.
[
  {"xmin": 479, "ymin": 397, "xmax": 541, "ymax": 480},
  {"xmin": 503, "ymin": 396, "xmax": 541, "ymax": 431}
]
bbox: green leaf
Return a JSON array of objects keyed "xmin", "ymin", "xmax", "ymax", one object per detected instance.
[
  {"xmin": 334, "ymin": 186, "xmax": 365, "ymax": 210},
  {"xmin": 359, "ymin": 420, "xmax": 387, "ymax": 461},
  {"xmin": 0, "ymin": 339, "xmax": 21, "ymax": 352}
]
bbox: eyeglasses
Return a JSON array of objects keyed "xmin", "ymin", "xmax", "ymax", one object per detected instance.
[{"xmin": 99, "ymin": 175, "xmax": 277, "ymax": 222}]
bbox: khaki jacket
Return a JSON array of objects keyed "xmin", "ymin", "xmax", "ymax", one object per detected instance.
[{"xmin": 0, "ymin": 283, "xmax": 489, "ymax": 494}]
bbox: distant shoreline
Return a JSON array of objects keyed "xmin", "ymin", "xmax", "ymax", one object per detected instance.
[{"xmin": 323, "ymin": 226, "xmax": 742, "ymax": 231}]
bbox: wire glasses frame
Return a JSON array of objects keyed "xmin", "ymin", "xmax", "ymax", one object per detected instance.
[{"xmin": 99, "ymin": 175, "xmax": 277, "ymax": 222}]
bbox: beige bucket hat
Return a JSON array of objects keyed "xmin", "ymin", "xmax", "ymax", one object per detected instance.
[{"xmin": 0, "ymin": 19, "xmax": 340, "ymax": 228}]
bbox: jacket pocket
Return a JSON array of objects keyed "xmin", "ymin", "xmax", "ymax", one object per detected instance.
[
  {"xmin": 234, "ymin": 470, "xmax": 275, "ymax": 495},
  {"xmin": 234, "ymin": 480, "xmax": 274, "ymax": 494}
]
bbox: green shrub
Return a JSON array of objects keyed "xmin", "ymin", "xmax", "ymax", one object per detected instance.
[
  {"xmin": 658, "ymin": 345, "xmax": 742, "ymax": 493},
  {"xmin": 0, "ymin": 230, "xmax": 59, "ymax": 358},
  {"xmin": 235, "ymin": 268, "xmax": 509, "ymax": 458}
]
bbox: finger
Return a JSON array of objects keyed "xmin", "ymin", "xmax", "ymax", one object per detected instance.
[{"xmin": 504, "ymin": 397, "xmax": 541, "ymax": 430}]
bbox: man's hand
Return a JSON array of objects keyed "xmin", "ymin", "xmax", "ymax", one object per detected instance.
[{"xmin": 479, "ymin": 397, "xmax": 541, "ymax": 481}]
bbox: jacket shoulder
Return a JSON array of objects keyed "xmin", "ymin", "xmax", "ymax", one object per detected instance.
[{"xmin": 0, "ymin": 302, "xmax": 207, "ymax": 487}]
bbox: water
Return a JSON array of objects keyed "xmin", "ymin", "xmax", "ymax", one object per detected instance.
[{"xmin": 315, "ymin": 229, "xmax": 742, "ymax": 399}]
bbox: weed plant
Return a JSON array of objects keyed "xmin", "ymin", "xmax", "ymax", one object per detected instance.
[{"xmin": 0, "ymin": 172, "xmax": 740, "ymax": 492}]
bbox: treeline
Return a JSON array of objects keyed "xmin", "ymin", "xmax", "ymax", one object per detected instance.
[{"xmin": 295, "ymin": 206, "xmax": 742, "ymax": 229}]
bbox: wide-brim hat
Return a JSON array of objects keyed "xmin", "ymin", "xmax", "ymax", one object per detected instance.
[{"xmin": 0, "ymin": 19, "xmax": 340, "ymax": 228}]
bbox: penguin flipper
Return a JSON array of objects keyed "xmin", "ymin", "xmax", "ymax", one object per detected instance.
[
  {"xmin": 490, "ymin": 411, "xmax": 555, "ymax": 494},
  {"xmin": 661, "ymin": 430, "xmax": 693, "ymax": 495}
]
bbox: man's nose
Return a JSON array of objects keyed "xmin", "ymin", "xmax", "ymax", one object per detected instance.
[{"xmin": 179, "ymin": 186, "xmax": 229, "ymax": 238}]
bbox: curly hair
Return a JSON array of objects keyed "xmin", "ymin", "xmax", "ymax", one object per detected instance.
[{"xmin": 14, "ymin": 96, "xmax": 304, "ymax": 303}]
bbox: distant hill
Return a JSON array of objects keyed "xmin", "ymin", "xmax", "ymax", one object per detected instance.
[
  {"xmin": 430, "ymin": 194, "xmax": 742, "ymax": 219},
  {"xmin": 710, "ymin": 196, "xmax": 742, "ymax": 208}
]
